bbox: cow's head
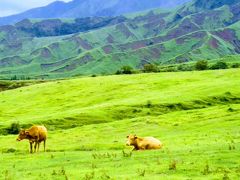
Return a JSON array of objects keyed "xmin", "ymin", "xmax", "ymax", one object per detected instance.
[
  {"xmin": 16, "ymin": 129, "xmax": 29, "ymax": 141},
  {"xmin": 126, "ymin": 134, "xmax": 137, "ymax": 146}
]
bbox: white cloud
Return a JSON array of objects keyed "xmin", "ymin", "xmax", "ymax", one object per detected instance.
[{"xmin": 0, "ymin": 0, "xmax": 72, "ymax": 17}]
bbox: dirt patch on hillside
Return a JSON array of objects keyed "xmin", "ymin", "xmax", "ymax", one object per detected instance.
[
  {"xmin": 150, "ymin": 45, "xmax": 165, "ymax": 59},
  {"xmin": 41, "ymin": 58, "xmax": 71, "ymax": 70},
  {"xmin": 31, "ymin": 47, "xmax": 52, "ymax": 58},
  {"xmin": 7, "ymin": 41, "xmax": 22, "ymax": 50},
  {"xmin": 49, "ymin": 42, "xmax": 60, "ymax": 50},
  {"xmin": 112, "ymin": 54, "xmax": 122, "ymax": 62},
  {"xmin": 213, "ymin": 29, "xmax": 240, "ymax": 53},
  {"xmin": 176, "ymin": 37, "xmax": 185, "ymax": 45},
  {"xmin": 0, "ymin": 56, "xmax": 28, "ymax": 68},
  {"xmin": 209, "ymin": 37, "xmax": 219, "ymax": 49},
  {"xmin": 102, "ymin": 45, "xmax": 114, "ymax": 54},
  {"xmin": 118, "ymin": 41, "xmax": 146, "ymax": 51},
  {"xmin": 107, "ymin": 34, "xmax": 115, "ymax": 44},
  {"xmin": 70, "ymin": 36, "xmax": 93, "ymax": 50},
  {"xmin": 52, "ymin": 54, "xmax": 94, "ymax": 73},
  {"xmin": 40, "ymin": 47, "xmax": 52, "ymax": 58},
  {"xmin": 192, "ymin": 10, "xmax": 221, "ymax": 26},
  {"xmin": 132, "ymin": 11, "xmax": 169, "ymax": 24},
  {"xmin": 191, "ymin": 41, "xmax": 204, "ymax": 50},
  {"xmin": 116, "ymin": 23, "xmax": 135, "ymax": 39},
  {"xmin": 167, "ymin": 19, "xmax": 200, "ymax": 39},
  {"xmin": 176, "ymin": 31, "xmax": 207, "ymax": 45},
  {"xmin": 213, "ymin": 29, "xmax": 235, "ymax": 42},
  {"xmin": 175, "ymin": 55, "xmax": 190, "ymax": 63},
  {"xmin": 143, "ymin": 18, "xmax": 166, "ymax": 30}
]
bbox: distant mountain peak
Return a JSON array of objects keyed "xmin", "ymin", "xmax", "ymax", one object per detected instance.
[{"xmin": 0, "ymin": 0, "xmax": 190, "ymax": 25}]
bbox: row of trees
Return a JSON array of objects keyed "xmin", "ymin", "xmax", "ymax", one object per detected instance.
[
  {"xmin": 115, "ymin": 60, "xmax": 240, "ymax": 75},
  {"xmin": 10, "ymin": 75, "xmax": 31, "ymax": 80},
  {"xmin": 195, "ymin": 60, "xmax": 231, "ymax": 70}
]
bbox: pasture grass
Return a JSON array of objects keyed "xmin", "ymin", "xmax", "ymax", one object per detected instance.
[{"xmin": 0, "ymin": 69, "xmax": 240, "ymax": 179}]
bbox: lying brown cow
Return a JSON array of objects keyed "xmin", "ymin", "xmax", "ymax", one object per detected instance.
[
  {"xmin": 126, "ymin": 134, "xmax": 163, "ymax": 150},
  {"xmin": 17, "ymin": 125, "xmax": 47, "ymax": 153}
]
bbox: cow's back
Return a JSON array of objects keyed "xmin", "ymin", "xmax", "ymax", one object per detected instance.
[
  {"xmin": 143, "ymin": 137, "xmax": 162, "ymax": 149},
  {"xmin": 37, "ymin": 126, "xmax": 47, "ymax": 141},
  {"xmin": 28, "ymin": 125, "xmax": 47, "ymax": 141}
]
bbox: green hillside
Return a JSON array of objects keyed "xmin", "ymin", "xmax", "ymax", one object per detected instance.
[
  {"xmin": 0, "ymin": 69, "xmax": 240, "ymax": 179},
  {"xmin": 0, "ymin": 1, "xmax": 239, "ymax": 79}
]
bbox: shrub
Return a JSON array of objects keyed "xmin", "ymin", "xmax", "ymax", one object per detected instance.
[
  {"xmin": 115, "ymin": 70, "xmax": 122, "ymax": 75},
  {"xmin": 142, "ymin": 63, "xmax": 159, "ymax": 73},
  {"xmin": 122, "ymin": 150, "xmax": 132, "ymax": 157},
  {"xmin": 122, "ymin": 66, "xmax": 134, "ymax": 74},
  {"xmin": 137, "ymin": 169, "xmax": 146, "ymax": 177},
  {"xmin": 169, "ymin": 160, "xmax": 177, "ymax": 170},
  {"xmin": 202, "ymin": 163, "xmax": 211, "ymax": 175},
  {"xmin": 116, "ymin": 66, "xmax": 134, "ymax": 74},
  {"xmin": 210, "ymin": 61, "xmax": 228, "ymax": 70},
  {"xmin": 11, "ymin": 75, "xmax": 17, "ymax": 80},
  {"xmin": 195, "ymin": 60, "xmax": 208, "ymax": 70},
  {"xmin": 7, "ymin": 122, "xmax": 20, "ymax": 134},
  {"xmin": 159, "ymin": 66, "xmax": 178, "ymax": 72},
  {"xmin": 146, "ymin": 100, "xmax": 152, "ymax": 108},
  {"xmin": 178, "ymin": 64, "xmax": 194, "ymax": 71},
  {"xmin": 2, "ymin": 148, "xmax": 17, "ymax": 153},
  {"xmin": 231, "ymin": 63, "xmax": 240, "ymax": 68}
]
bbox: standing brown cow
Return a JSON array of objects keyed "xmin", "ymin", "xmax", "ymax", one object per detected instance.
[{"xmin": 17, "ymin": 125, "xmax": 47, "ymax": 153}]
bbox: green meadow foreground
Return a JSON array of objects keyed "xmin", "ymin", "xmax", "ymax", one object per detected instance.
[{"xmin": 0, "ymin": 69, "xmax": 240, "ymax": 179}]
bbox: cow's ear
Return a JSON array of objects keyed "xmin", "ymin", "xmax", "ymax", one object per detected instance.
[
  {"xmin": 25, "ymin": 131, "xmax": 29, "ymax": 135},
  {"xmin": 134, "ymin": 135, "xmax": 137, "ymax": 139}
]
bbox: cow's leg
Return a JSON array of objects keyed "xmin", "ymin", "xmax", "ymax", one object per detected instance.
[
  {"xmin": 29, "ymin": 142, "xmax": 33, "ymax": 153},
  {"xmin": 37, "ymin": 142, "xmax": 40, "ymax": 152},
  {"xmin": 34, "ymin": 141, "xmax": 37, "ymax": 153},
  {"xmin": 44, "ymin": 140, "xmax": 46, "ymax": 152}
]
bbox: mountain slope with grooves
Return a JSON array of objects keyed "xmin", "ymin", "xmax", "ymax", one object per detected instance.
[{"xmin": 0, "ymin": 0, "xmax": 239, "ymax": 79}]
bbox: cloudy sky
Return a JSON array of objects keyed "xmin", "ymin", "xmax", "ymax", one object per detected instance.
[{"xmin": 0, "ymin": 0, "xmax": 72, "ymax": 17}]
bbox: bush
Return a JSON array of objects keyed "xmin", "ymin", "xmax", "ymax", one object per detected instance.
[
  {"xmin": 195, "ymin": 60, "xmax": 208, "ymax": 70},
  {"xmin": 142, "ymin": 64, "xmax": 159, "ymax": 73},
  {"xmin": 122, "ymin": 66, "xmax": 134, "ymax": 74},
  {"xmin": 2, "ymin": 148, "xmax": 17, "ymax": 153},
  {"xmin": 159, "ymin": 66, "xmax": 178, "ymax": 72},
  {"xmin": 231, "ymin": 63, "xmax": 240, "ymax": 68},
  {"xmin": 11, "ymin": 75, "xmax": 17, "ymax": 80},
  {"xmin": 177, "ymin": 64, "xmax": 194, "ymax": 71},
  {"xmin": 210, "ymin": 61, "xmax": 228, "ymax": 70},
  {"xmin": 116, "ymin": 66, "xmax": 134, "ymax": 74},
  {"xmin": 7, "ymin": 122, "xmax": 20, "ymax": 134}
]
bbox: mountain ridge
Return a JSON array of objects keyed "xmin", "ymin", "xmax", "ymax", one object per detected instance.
[
  {"xmin": 0, "ymin": 0, "xmax": 190, "ymax": 25},
  {"xmin": 0, "ymin": 0, "xmax": 239, "ymax": 79}
]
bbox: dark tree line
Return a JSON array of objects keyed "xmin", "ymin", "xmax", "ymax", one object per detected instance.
[{"xmin": 16, "ymin": 16, "xmax": 126, "ymax": 37}]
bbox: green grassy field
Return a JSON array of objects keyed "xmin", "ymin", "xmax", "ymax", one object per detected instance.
[{"xmin": 0, "ymin": 69, "xmax": 240, "ymax": 179}]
